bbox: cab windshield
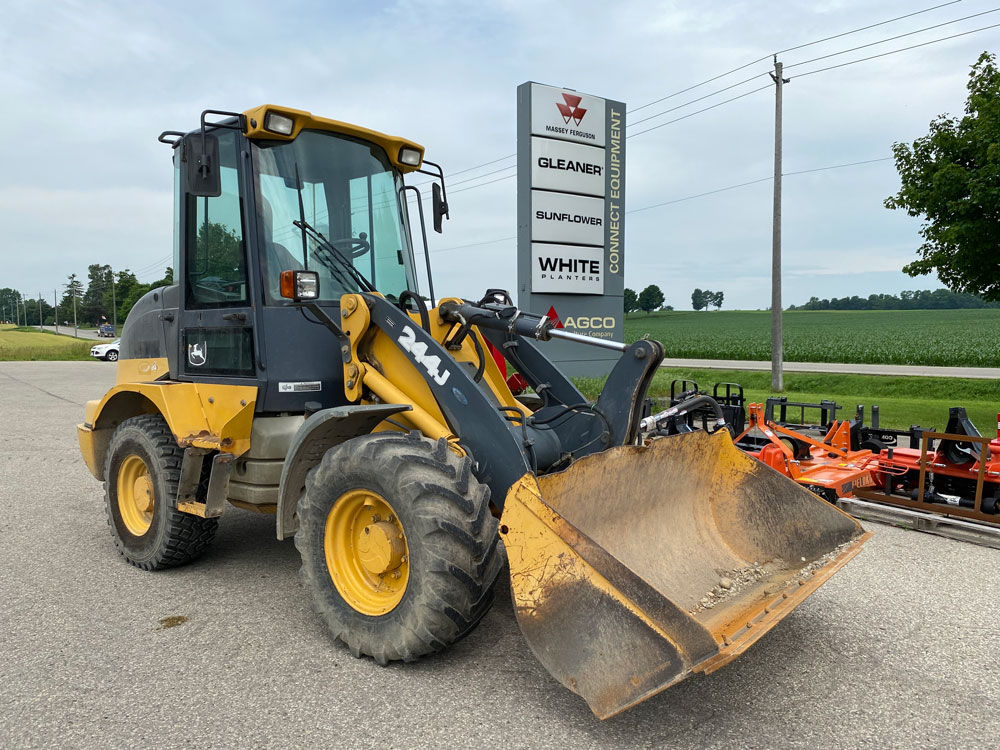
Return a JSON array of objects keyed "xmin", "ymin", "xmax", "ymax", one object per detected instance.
[{"xmin": 252, "ymin": 129, "xmax": 416, "ymax": 303}]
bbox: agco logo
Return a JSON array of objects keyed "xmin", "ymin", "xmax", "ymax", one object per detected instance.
[
  {"xmin": 546, "ymin": 305, "xmax": 614, "ymax": 331},
  {"xmin": 556, "ymin": 94, "xmax": 587, "ymax": 126}
]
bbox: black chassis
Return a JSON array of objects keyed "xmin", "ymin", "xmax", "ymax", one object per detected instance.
[{"xmin": 302, "ymin": 294, "xmax": 664, "ymax": 513}]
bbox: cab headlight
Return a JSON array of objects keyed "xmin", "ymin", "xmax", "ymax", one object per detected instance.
[
  {"xmin": 398, "ymin": 147, "xmax": 422, "ymax": 167},
  {"xmin": 264, "ymin": 111, "xmax": 295, "ymax": 136},
  {"xmin": 280, "ymin": 270, "xmax": 319, "ymax": 301}
]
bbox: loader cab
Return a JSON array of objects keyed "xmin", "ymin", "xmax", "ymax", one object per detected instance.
[{"xmin": 166, "ymin": 107, "xmax": 430, "ymax": 413}]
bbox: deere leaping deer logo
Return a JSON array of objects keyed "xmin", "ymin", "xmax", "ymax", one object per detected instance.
[
  {"xmin": 556, "ymin": 93, "xmax": 587, "ymax": 126},
  {"xmin": 187, "ymin": 341, "xmax": 207, "ymax": 367}
]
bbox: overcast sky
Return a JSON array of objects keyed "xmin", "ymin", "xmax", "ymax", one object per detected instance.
[{"xmin": 1, "ymin": 0, "xmax": 996, "ymax": 310}]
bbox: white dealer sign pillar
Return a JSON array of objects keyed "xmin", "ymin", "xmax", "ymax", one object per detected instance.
[{"xmin": 516, "ymin": 82, "xmax": 625, "ymax": 376}]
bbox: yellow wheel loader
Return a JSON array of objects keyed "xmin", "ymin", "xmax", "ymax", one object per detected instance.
[{"xmin": 77, "ymin": 105, "xmax": 869, "ymax": 718}]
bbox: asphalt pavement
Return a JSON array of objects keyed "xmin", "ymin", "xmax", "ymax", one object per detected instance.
[
  {"xmin": 1, "ymin": 360, "xmax": 997, "ymax": 749},
  {"xmin": 36, "ymin": 325, "xmax": 105, "ymax": 340}
]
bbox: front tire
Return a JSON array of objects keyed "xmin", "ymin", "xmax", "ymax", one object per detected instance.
[
  {"xmin": 106, "ymin": 350, "xmax": 119, "ymax": 361},
  {"xmin": 104, "ymin": 414, "xmax": 218, "ymax": 570},
  {"xmin": 295, "ymin": 431, "xmax": 502, "ymax": 664}
]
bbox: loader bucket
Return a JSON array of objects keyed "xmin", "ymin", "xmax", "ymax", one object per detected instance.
[{"xmin": 499, "ymin": 429, "xmax": 869, "ymax": 719}]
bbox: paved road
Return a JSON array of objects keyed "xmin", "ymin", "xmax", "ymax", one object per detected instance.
[
  {"xmin": 37, "ymin": 325, "xmax": 105, "ymax": 340},
  {"xmin": 27, "ymin": 328, "xmax": 1000, "ymax": 378},
  {"xmin": 1, "ymin": 360, "xmax": 997, "ymax": 749},
  {"xmin": 660, "ymin": 357, "xmax": 1000, "ymax": 379}
]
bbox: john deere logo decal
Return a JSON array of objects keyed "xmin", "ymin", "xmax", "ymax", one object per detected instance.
[
  {"xmin": 187, "ymin": 341, "xmax": 207, "ymax": 367},
  {"xmin": 556, "ymin": 94, "xmax": 587, "ymax": 126}
]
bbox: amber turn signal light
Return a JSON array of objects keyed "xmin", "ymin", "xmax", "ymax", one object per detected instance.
[{"xmin": 280, "ymin": 270, "xmax": 319, "ymax": 301}]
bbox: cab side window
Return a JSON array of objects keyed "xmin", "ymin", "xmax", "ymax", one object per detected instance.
[{"xmin": 185, "ymin": 129, "xmax": 248, "ymax": 308}]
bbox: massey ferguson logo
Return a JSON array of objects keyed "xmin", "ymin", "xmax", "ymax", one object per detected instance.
[{"xmin": 557, "ymin": 93, "xmax": 587, "ymax": 126}]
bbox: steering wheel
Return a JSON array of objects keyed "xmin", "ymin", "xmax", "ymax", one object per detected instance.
[{"xmin": 324, "ymin": 232, "xmax": 371, "ymax": 259}]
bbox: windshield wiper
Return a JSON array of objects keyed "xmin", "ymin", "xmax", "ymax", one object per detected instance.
[
  {"xmin": 293, "ymin": 163, "xmax": 309, "ymax": 271},
  {"xmin": 292, "ymin": 219, "xmax": 377, "ymax": 293}
]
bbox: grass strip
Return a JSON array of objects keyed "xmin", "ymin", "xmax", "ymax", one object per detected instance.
[{"xmin": 575, "ymin": 367, "xmax": 999, "ymax": 432}]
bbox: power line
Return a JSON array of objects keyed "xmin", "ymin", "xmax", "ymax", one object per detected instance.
[
  {"xmin": 409, "ymin": 1, "xmax": 966, "ymax": 195},
  {"xmin": 783, "ymin": 157, "xmax": 892, "ymax": 176},
  {"xmin": 441, "ymin": 153, "xmax": 517, "ymax": 177},
  {"xmin": 626, "ymin": 71, "xmax": 771, "ymax": 128},
  {"xmin": 784, "ymin": 6, "xmax": 999, "ymax": 71},
  {"xmin": 629, "ymin": 157, "xmax": 894, "ymax": 213},
  {"xmin": 131, "ymin": 254, "xmax": 172, "ymax": 275},
  {"xmin": 775, "ymin": 0, "xmax": 963, "ymax": 55},
  {"xmin": 627, "ymin": 0, "xmax": 963, "ymax": 114},
  {"xmin": 626, "ymin": 84, "xmax": 774, "ymax": 139},
  {"xmin": 430, "ymin": 155, "xmax": 896, "ymax": 252},
  {"xmin": 626, "ymin": 177, "xmax": 774, "ymax": 215},
  {"xmin": 446, "ymin": 163, "xmax": 518, "ymax": 188},
  {"xmin": 793, "ymin": 21, "xmax": 1000, "ymax": 79},
  {"xmin": 626, "ymin": 5, "xmax": 992, "ymax": 132},
  {"xmin": 429, "ymin": 235, "xmax": 517, "ymax": 255},
  {"xmin": 447, "ymin": 173, "xmax": 518, "ymax": 195},
  {"xmin": 410, "ymin": 154, "xmax": 516, "ymax": 189}
]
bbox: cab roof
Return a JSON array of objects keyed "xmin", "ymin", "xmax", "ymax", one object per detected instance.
[{"xmin": 241, "ymin": 104, "xmax": 425, "ymax": 173}]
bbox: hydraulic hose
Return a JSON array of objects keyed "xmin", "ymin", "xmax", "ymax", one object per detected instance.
[
  {"xmin": 399, "ymin": 290, "xmax": 431, "ymax": 333},
  {"xmin": 640, "ymin": 395, "xmax": 727, "ymax": 433}
]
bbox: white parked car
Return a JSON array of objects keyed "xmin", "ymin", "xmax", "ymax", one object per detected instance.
[{"xmin": 90, "ymin": 339, "xmax": 120, "ymax": 362}]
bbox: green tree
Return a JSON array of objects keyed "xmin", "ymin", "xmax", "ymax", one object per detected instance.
[
  {"xmin": 623, "ymin": 287, "xmax": 639, "ymax": 314},
  {"xmin": 149, "ymin": 266, "xmax": 174, "ymax": 287},
  {"xmin": 638, "ymin": 284, "xmax": 664, "ymax": 315},
  {"xmin": 197, "ymin": 221, "xmax": 243, "ymax": 280},
  {"xmin": 0, "ymin": 288, "xmax": 23, "ymax": 324},
  {"xmin": 82, "ymin": 263, "xmax": 112, "ymax": 325},
  {"xmin": 711, "ymin": 290, "xmax": 724, "ymax": 310},
  {"xmin": 60, "ymin": 274, "xmax": 84, "ymax": 322},
  {"xmin": 691, "ymin": 288, "xmax": 706, "ymax": 311},
  {"xmin": 885, "ymin": 52, "xmax": 1000, "ymax": 301},
  {"xmin": 107, "ymin": 269, "xmax": 142, "ymax": 323}
]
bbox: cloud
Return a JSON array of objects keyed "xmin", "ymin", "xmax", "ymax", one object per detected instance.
[{"xmin": 3, "ymin": 0, "xmax": 986, "ymax": 310}]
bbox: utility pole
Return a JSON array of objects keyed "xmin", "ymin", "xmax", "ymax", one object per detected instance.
[
  {"xmin": 54, "ymin": 290, "xmax": 58, "ymax": 334},
  {"xmin": 38, "ymin": 292, "xmax": 43, "ymax": 331},
  {"xmin": 111, "ymin": 267, "xmax": 117, "ymax": 335},
  {"xmin": 770, "ymin": 56, "xmax": 789, "ymax": 392},
  {"xmin": 72, "ymin": 287, "xmax": 78, "ymax": 338}
]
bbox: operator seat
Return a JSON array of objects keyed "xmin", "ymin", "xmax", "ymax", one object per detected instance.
[{"xmin": 260, "ymin": 195, "xmax": 303, "ymax": 300}]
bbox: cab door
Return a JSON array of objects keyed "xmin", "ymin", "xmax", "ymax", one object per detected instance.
[{"xmin": 177, "ymin": 127, "xmax": 259, "ymax": 386}]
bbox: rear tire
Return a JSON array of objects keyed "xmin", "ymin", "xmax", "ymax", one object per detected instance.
[
  {"xmin": 104, "ymin": 414, "xmax": 218, "ymax": 570},
  {"xmin": 295, "ymin": 431, "xmax": 502, "ymax": 664}
]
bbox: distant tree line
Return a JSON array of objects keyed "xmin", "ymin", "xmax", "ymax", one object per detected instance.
[
  {"xmin": 787, "ymin": 288, "xmax": 1000, "ymax": 311},
  {"xmin": 624, "ymin": 285, "xmax": 723, "ymax": 315},
  {"xmin": 691, "ymin": 288, "xmax": 724, "ymax": 311},
  {"xmin": 624, "ymin": 285, "xmax": 673, "ymax": 315},
  {"xmin": 0, "ymin": 264, "xmax": 173, "ymax": 328}
]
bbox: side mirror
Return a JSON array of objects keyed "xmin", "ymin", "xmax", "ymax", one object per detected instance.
[
  {"xmin": 432, "ymin": 183, "xmax": 449, "ymax": 234},
  {"xmin": 186, "ymin": 133, "xmax": 221, "ymax": 197}
]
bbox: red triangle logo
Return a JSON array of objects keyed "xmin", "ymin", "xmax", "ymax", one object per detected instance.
[{"xmin": 545, "ymin": 305, "xmax": 564, "ymax": 329}]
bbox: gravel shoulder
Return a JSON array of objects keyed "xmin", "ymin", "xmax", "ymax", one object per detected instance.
[{"xmin": 1, "ymin": 361, "xmax": 997, "ymax": 749}]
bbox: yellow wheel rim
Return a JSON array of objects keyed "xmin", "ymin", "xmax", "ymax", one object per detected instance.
[
  {"xmin": 117, "ymin": 454, "xmax": 154, "ymax": 536},
  {"xmin": 324, "ymin": 489, "xmax": 409, "ymax": 616}
]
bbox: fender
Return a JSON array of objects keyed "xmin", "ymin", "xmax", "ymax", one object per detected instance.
[
  {"xmin": 276, "ymin": 404, "xmax": 412, "ymax": 539},
  {"xmin": 77, "ymin": 381, "xmax": 257, "ymax": 481}
]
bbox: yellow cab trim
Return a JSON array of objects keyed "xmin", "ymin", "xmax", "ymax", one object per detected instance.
[
  {"xmin": 241, "ymin": 104, "xmax": 425, "ymax": 173},
  {"xmin": 115, "ymin": 357, "xmax": 169, "ymax": 386}
]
